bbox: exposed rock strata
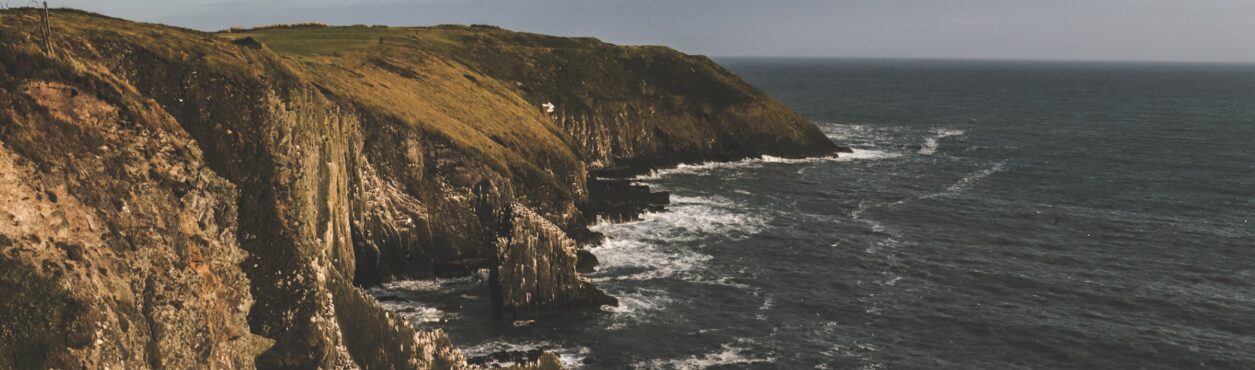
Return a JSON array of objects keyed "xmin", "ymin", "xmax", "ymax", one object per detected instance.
[
  {"xmin": 584, "ymin": 179, "xmax": 670, "ymax": 223},
  {"xmin": 489, "ymin": 205, "xmax": 617, "ymax": 319},
  {"xmin": 0, "ymin": 9, "xmax": 842, "ymax": 369},
  {"xmin": 415, "ymin": 28, "xmax": 846, "ymax": 171},
  {"xmin": 0, "ymin": 73, "xmax": 269, "ymax": 368}
]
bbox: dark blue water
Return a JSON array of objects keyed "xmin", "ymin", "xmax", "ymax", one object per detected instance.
[{"xmin": 376, "ymin": 59, "xmax": 1255, "ymax": 369}]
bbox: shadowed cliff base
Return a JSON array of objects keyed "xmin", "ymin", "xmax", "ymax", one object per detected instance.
[{"xmin": 0, "ymin": 8, "xmax": 842, "ymax": 368}]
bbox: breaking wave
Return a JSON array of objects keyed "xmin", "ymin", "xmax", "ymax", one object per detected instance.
[
  {"xmin": 366, "ymin": 271, "xmax": 489, "ymax": 324},
  {"xmin": 819, "ymin": 122, "xmax": 898, "ymax": 144},
  {"xmin": 634, "ymin": 340, "xmax": 775, "ymax": 369},
  {"xmin": 379, "ymin": 304, "xmax": 446, "ymax": 324},
  {"xmin": 919, "ymin": 128, "xmax": 965, "ymax": 155},
  {"xmin": 587, "ymin": 195, "xmax": 766, "ymax": 282},
  {"xmin": 599, "ymin": 287, "xmax": 677, "ymax": 330},
  {"xmin": 462, "ymin": 340, "xmax": 589, "ymax": 368},
  {"xmin": 370, "ymin": 270, "xmax": 487, "ymax": 293},
  {"xmin": 635, "ymin": 149, "xmax": 899, "ymax": 180},
  {"xmin": 893, "ymin": 161, "xmax": 1007, "ymax": 206}
]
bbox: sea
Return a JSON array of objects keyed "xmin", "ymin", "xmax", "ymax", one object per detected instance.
[{"xmin": 372, "ymin": 58, "xmax": 1255, "ymax": 369}]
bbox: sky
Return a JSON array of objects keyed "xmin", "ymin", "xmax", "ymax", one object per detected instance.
[{"xmin": 37, "ymin": 0, "xmax": 1255, "ymax": 63}]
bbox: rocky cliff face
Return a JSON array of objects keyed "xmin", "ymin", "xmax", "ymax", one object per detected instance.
[
  {"xmin": 0, "ymin": 9, "xmax": 842, "ymax": 369},
  {"xmin": 412, "ymin": 26, "xmax": 843, "ymax": 171},
  {"xmin": 490, "ymin": 205, "xmax": 617, "ymax": 320}
]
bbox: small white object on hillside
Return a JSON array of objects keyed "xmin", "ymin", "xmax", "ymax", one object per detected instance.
[{"xmin": 542, "ymin": 102, "xmax": 555, "ymax": 113}]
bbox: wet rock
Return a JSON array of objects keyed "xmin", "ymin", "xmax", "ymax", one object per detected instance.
[
  {"xmin": 490, "ymin": 205, "xmax": 617, "ymax": 320},
  {"xmin": 584, "ymin": 179, "xmax": 670, "ymax": 222},
  {"xmin": 0, "ymin": 9, "xmax": 843, "ymax": 369},
  {"xmin": 376, "ymin": 295, "xmax": 408, "ymax": 303},
  {"xmin": 466, "ymin": 349, "xmax": 545, "ymax": 367},
  {"xmin": 434, "ymin": 258, "xmax": 491, "ymax": 278},
  {"xmin": 575, "ymin": 249, "xmax": 599, "ymax": 274}
]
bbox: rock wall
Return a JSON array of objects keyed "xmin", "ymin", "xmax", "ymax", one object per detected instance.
[
  {"xmin": 490, "ymin": 205, "xmax": 617, "ymax": 320},
  {"xmin": 412, "ymin": 28, "xmax": 845, "ymax": 171},
  {"xmin": 0, "ymin": 9, "xmax": 843, "ymax": 369},
  {"xmin": 0, "ymin": 10, "xmax": 466, "ymax": 369},
  {"xmin": 0, "ymin": 69, "xmax": 268, "ymax": 368}
]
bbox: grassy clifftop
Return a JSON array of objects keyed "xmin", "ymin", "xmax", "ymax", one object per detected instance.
[
  {"xmin": 222, "ymin": 24, "xmax": 842, "ymax": 170},
  {"xmin": 1, "ymin": 9, "xmax": 840, "ymax": 369}
]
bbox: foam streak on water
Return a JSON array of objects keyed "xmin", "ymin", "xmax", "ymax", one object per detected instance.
[
  {"xmin": 633, "ymin": 340, "xmax": 776, "ymax": 370},
  {"xmin": 587, "ymin": 195, "xmax": 766, "ymax": 283},
  {"xmin": 462, "ymin": 340, "xmax": 589, "ymax": 368},
  {"xmin": 377, "ymin": 60, "xmax": 1255, "ymax": 369},
  {"xmin": 918, "ymin": 128, "xmax": 965, "ymax": 155},
  {"xmin": 634, "ymin": 149, "xmax": 898, "ymax": 181},
  {"xmin": 891, "ymin": 160, "xmax": 1008, "ymax": 206}
]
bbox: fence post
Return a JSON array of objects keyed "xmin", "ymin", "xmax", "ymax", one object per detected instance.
[{"xmin": 41, "ymin": 1, "xmax": 52, "ymax": 55}]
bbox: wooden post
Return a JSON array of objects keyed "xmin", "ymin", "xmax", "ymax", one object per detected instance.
[{"xmin": 41, "ymin": 1, "xmax": 51, "ymax": 55}]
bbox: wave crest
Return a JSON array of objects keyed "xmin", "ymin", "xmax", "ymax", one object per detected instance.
[
  {"xmin": 634, "ymin": 340, "xmax": 775, "ymax": 369},
  {"xmin": 635, "ymin": 149, "xmax": 899, "ymax": 180},
  {"xmin": 588, "ymin": 195, "xmax": 765, "ymax": 282},
  {"xmin": 919, "ymin": 128, "xmax": 966, "ymax": 155}
]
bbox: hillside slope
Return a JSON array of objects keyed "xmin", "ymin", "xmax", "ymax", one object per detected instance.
[{"xmin": 0, "ymin": 9, "xmax": 843, "ymax": 369}]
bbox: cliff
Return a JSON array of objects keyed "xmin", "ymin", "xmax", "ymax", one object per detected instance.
[{"xmin": 0, "ymin": 9, "xmax": 843, "ymax": 369}]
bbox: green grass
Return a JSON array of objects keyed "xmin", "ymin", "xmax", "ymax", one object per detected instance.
[
  {"xmin": 218, "ymin": 23, "xmax": 589, "ymax": 204},
  {"xmin": 219, "ymin": 26, "xmax": 418, "ymax": 56}
]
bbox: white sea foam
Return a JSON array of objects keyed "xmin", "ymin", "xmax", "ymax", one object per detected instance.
[
  {"xmin": 940, "ymin": 161, "xmax": 1005, "ymax": 195},
  {"xmin": 367, "ymin": 272, "xmax": 490, "ymax": 324},
  {"xmin": 384, "ymin": 304, "xmax": 447, "ymax": 324},
  {"xmin": 822, "ymin": 342, "xmax": 885, "ymax": 369},
  {"xmin": 634, "ymin": 149, "xmax": 898, "ymax": 180},
  {"xmin": 850, "ymin": 200, "xmax": 905, "ymax": 255},
  {"xmin": 367, "ymin": 287, "xmax": 450, "ymax": 324},
  {"xmin": 851, "ymin": 201, "xmax": 903, "ymax": 238},
  {"xmin": 588, "ymin": 195, "xmax": 766, "ymax": 282},
  {"xmin": 835, "ymin": 148, "xmax": 901, "ymax": 161},
  {"xmin": 370, "ymin": 270, "xmax": 487, "ymax": 293},
  {"xmin": 853, "ymin": 161, "xmax": 1006, "ymax": 256},
  {"xmin": 756, "ymin": 295, "xmax": 775, "ymax": 320},
  {"xmin": 892, "ymin": 161, "xmax": 1007, "ymax": 206},
  {"xmin": 589, "ymin": 237, "xmax": 713, "ymax": 282},
  {"xmin": 849, "ymin": 201, "xmax": 884, "ymax": 234},
  {"xmin": 599, "ymin": 288, "xmax": 676, "ymax": 330},
  {"xmin": 632, "ymin": 157, "xmax": 767, "ymax": 180},
  {"xmin": 759, "ymin": 295, "xmax": 775, "ymax": 311},
  {"xmin": 462, "ymin": 340, "xmax": 589, "ymax": 368},
  {"xmin": 918, "ymin": 128, "xmax": 965, "ymax": 155},
  {"xmin": 819, "ymin": 122, "xmax": 898, "ymax": 144},
  {"xmin": 634, "ymin": 341, "xmax": 775, "ymax": 370},
  {"xmin": 688, "ymin": 275, "xmax": 753, "ymax": 289},
  {"xmin": 587, "ymin": 194, "xmax": 766, "ymax": 328}
]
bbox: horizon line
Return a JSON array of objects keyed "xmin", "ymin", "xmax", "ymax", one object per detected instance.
[
  {"xmin": 708, "ymin": 55, "xmax": 1255, "ymax": 66},
  {"xmin": 9, "ymin": 8, "xmax": 1252, "ymax": 66}
]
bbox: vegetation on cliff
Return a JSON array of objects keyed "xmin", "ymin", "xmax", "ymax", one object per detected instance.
[
  {"xmin": 0, "ymin": 8, "xmax": 841, "ymax": 369},
  {"xmin": 223, "ymin": 24, "xmax": 842, "ymax": 171}
]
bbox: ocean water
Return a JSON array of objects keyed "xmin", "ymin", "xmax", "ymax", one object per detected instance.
[{"xmin": 373, "ymin": 59, "xmax": 1255, "ymax": 369}]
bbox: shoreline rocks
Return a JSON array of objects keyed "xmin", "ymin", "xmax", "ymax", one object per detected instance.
[{"xmin": 0, "ymin": 8, "xmax": 843, "ymax": 368}]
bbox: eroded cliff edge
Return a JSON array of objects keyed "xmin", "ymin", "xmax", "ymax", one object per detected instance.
[{"xmin": 0, "ymin": 9, "xmax": 843, "ymax": 369}]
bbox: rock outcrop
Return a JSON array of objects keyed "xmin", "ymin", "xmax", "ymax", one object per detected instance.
[
  {"xmin": 0, "ymin": 8, "xmax": 843, "ymax": 369},
  {"xmin": 411, "ymin": 26, "xmax": 844, "ymax": 171},
  {"xmin": 490, "ymin": 205, "xmax": 617, "ymax": 320}
]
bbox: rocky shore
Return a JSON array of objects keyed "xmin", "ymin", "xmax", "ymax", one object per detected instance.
[{"xmin": 0, "ymin": 8, "xmax": 842, "ymax": 369}]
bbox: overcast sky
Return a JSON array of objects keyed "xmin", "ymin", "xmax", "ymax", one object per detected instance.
[{"xmin": 44, "ymin": 0, "xmax": 1255, "ymax": 63}]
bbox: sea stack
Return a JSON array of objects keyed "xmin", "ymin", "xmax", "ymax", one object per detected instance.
[{"xmin": 0, "ymin": 8, "xmax": 841, "ymax": 369}]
